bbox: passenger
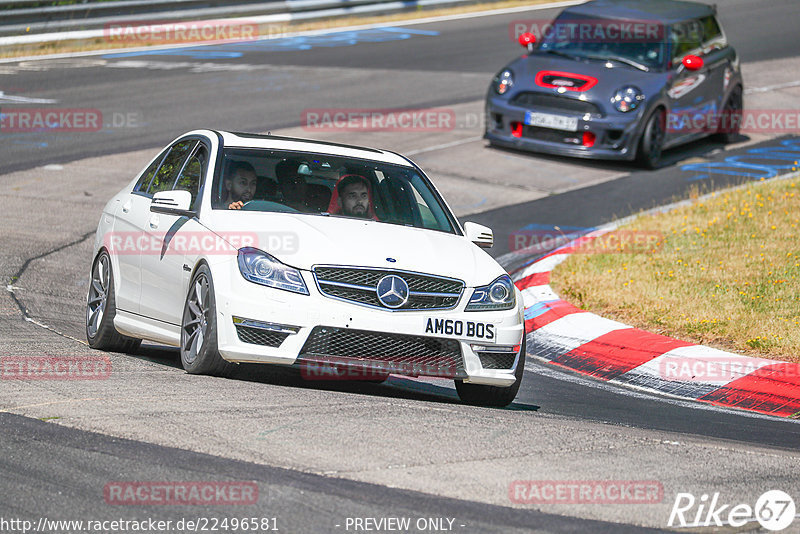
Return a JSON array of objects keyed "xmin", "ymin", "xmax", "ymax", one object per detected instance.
[
  {"xmin": 327, "ymin": 174, "xmax": 378, "ymax": 220},
  {"xmin": 275, "ymin": 159, "xmax": 311, "ymax": 211},
  {"xmin": 222, "ymin": 161, "xmax": 257, "ymax": 210}
]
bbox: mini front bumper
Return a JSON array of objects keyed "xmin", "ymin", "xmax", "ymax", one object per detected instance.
[
  {"xmin": 210, "ymin": 263, "xmax": 526, "ymax": 387},
  {"xmin": 485, "ymin": 94, "xmax": 644, "ymax": 161}
]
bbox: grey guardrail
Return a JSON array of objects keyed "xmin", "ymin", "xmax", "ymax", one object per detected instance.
[{"xmin": 0, "ymin": 0, "xmax": 436, "ymax": 37}]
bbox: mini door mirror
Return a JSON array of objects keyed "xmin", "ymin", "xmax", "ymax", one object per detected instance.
[
  {"xmin": 464, "ymin": 221, "xmax": 494, "ymax": 249},
  {"xmin": 518, "ymin": 32, "xmax": 536, "ymax": 52},
  {"xmin": 682, "ymin": 54, "xmax": 704, "ymax": 71}
]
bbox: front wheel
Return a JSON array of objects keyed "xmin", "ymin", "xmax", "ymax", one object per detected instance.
[
  {"xmin": 455, "ymin": 336, "xmax": 526, "ymax": 407},
  {"xmin": 717, "ymin": 87, "xmax": 743, "ymax": 144},
  {"xmin": 86, "ymin": 251, "xmax": 141, "ymax": 353},
  {"xmin": 180, "ymin": 265, "xmax": 231, "ymax": 376},
  {"xmin": 636, "ymin": 108, "xmax": 666, "ymax": 170}
]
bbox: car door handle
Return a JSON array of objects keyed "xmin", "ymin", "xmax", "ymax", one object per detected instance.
[
  {"xmin": 149, "ymin": 215, "xmax": 159, "ymax": 229},
  {"xmin": 122, "ymin": 201, "xmax": 132, "ymax": 213}
]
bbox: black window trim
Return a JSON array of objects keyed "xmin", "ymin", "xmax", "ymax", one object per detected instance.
[
  {"xmin": 132, "ymin": 135, "xmax": 211, "ymax": 202},
  {"xmin": 133, "ymin": 147, "xmax": 170, "ymax": 197},
  {"xmin": 171, "ymin": 140, "xmax": 210, "ymax": 212},
  {"xmin": 167, "ymin": 139, "xmax": 200, "ymax": 191}
]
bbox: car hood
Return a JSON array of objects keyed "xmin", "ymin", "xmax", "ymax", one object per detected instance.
[
  {"xmin": 509, "ymin": 53, "xmax": 667, "ymax": 100},
  {"xmin": 203, "ymin": 211, "xmax": 505, "ymax": 286}
]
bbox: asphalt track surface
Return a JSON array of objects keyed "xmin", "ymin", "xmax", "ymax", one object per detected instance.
[
  {"xmin": 1, "ymin": 0, "xmax": 799, "ymax": 174},
  {"xmin": 2, "ymin": 412, "xmax": 662, "ymax": 533},
  {"xmin": 2, "ymin": 1, "xmax": 800, "ymax": 532}
]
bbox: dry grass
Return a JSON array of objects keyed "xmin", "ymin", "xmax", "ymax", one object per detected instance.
[
  {"xmin": 552, "ymin": 177, "xmax": 800, "ymax": 362},
  {"xmin": 1, "ymin": 0, "xmax": 548, "ymax": 59}
]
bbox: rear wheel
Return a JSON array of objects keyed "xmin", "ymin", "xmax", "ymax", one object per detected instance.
[
  {"xmin": 86, "ymin": 251, "xmax": 141, "ymax": 353},
  {"xmin": 717, "ymin": 87, "xmax": 743, "ymax": 144},
  {"xmin": 455, "ymin": 336, "xmax": 526, "ymax": 407},
  {"xmin": 637, "ymin": 108, "xmax": 666, "ymax": 169},
  {"xmin": 180, "ymin": 265, "xmax": 231, "ymax": 376}
]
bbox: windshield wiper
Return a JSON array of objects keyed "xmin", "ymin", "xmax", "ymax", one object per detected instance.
[
  {"xmin": 581, "ymin": 54, "xmax": 649, "ymax": 72},
  {"xmin": 542, "ymin": 49, "xmax": 579, "ymax": 60}
]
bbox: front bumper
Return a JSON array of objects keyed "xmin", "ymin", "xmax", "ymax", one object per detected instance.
[
  {"xmin": 210, "ymin": 262, "xmax": 525, "ymax": 387},
  {"xmin": 485, "ymin": 93, "xmax": 644, "ymax": 161}
]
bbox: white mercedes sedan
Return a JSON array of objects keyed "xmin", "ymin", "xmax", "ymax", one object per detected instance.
[{"xmin": 86, "ymin": 130, "xmax": 526, "ymax": 406}]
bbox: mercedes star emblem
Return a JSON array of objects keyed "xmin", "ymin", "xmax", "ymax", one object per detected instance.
[{"xmin": 376, "ymin": 275, "xmax": 409, "ymax": 309}]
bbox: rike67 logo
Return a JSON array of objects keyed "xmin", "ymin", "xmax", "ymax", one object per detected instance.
[{"xmin": 669, "ymin": 490, "xmax": 796, "ymax": 531}]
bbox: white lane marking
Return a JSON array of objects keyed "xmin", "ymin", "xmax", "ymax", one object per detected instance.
[
  {"xmin": 515, "ymin": 253, "xmax": 570, "ymax": 279},
  {"xmin": 520, "ymin": 285, "xmax": 560, "ymax": 307},
  {"xmin": 105, "ymin": 59, "xmax": 264, "ymax": 73},
  {"xmin": 0, "ymin": 398, "xmax": 105, "ymax": 413},
  {"xmin": 405, "ymin": 136, "xmax": 482, "ymax": 156},
  {"xmin": 528, "ymin": 312, "xmax": 630, "ymax": 357},
  {"xmin": 0, "ymin": 0, "xmax": 582, "ymax": 62},
  {"xmin": 626, "ymin": 345, "xmax": 776, "ymax": 388},
  {"xmin": 0, "ymin": 91, "xmax": 58, "ymax": 104},
  {"xmin": 746, "ymin": 80, "xmax": 800, "ymax": 94}
]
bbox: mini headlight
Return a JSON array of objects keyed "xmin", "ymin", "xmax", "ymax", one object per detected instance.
[
  {"xmin": 237, "ymin": 247, "xmax": 308, "ymax": 295},
  {"xmin": 492, "ymin": 69, "xmax": 514, "ymax": 95},
  {"xmin": 466, "ymin": 275, "xmax": 516, "ymax": 311},
  {"xmin": 611, "ymin": 86, "xmax": 645, "ymax": 112}
]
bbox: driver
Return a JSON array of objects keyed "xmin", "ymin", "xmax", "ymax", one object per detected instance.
[
  {"xmin": 222, "ymin": 161, "xmax": 257, "ymax": 210},
  {"xmin": 328, "ymin": 174, "xmax": 378, "ymax": 220}
]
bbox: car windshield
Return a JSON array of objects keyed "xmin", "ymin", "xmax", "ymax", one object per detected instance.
[
  {"xmin": 212, "ymin": 148, "xmax": 457, "ymax": 234},
  {"xmin": 538, "ymin": 13, "xmax": 668, "ymax": 71}
]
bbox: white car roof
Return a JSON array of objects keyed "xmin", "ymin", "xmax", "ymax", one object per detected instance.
[{"xmin": 214, "ymin": 130, "xmax": 414, "ymax": 167}]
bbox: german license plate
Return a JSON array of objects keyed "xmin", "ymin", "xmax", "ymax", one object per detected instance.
[{"xmin": 525, "ymin": 111, "xmax": 578, "ymax": 132}]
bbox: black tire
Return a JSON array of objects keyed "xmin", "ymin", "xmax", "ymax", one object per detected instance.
[
  {"xmin": 455, "ymin": 336, "xmax": 526, "ymax": 407},
  {"xmin": 180, "ymin": 264, "xmax": 231, "ymax": 376},
  {"xmin": 636, "ymin": 108, "xmax": 666, "ymax": 170},
  {"xmin": 716, "ymin": 87, "xmax": 743, "ymax": 144},
  {"xmin": 86, "ymin": 251, "xmax": 141, "ymax": 353}
]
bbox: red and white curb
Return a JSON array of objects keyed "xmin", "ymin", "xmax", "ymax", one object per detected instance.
[{"xmin": 512, "ymin": 231, "xmax": 800, "ymax": 420}]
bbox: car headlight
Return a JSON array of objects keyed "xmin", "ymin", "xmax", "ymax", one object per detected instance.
[
  {"xmin": 611, "ymin": 86, "xmax": 645, "ymax": 112},
  {"xmin": 492, "ymin": 69, "xmax": 514, "ymax": 95},
  {"xmin": 466, "ymin": 274, "xmax": 515, "ymax": 311},
  {"xmin": 237, "ymin": 247, "xmax": 308, "ymax": 295}
]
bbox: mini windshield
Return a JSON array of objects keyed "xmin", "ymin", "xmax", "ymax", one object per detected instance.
[
  {"xmin": 212, "ymin": 148, "xmax": 457, "ymax": 234},
  {"xmin": 538, "ymin": 14, "xmax": 668, "ymax": 71}
]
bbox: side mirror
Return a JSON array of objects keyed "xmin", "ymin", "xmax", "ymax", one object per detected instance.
[
  {"xmin": 681, "ymin": 54, "xmax": 704, "ymax": 71},
  {"xmin": 150, "ymin": 190, "xmax": 194, "ymax": 217},
  {"xmin": 464, "ymin": 222, "xmax": 494, "ymax": 249},
  {"xmin": 518, "ymin": 32, "xmax": 536, "ymax": 52}
]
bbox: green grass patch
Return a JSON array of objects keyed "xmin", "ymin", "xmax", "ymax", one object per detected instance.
[{"xmin": 552, "ymin": 177, "xmax": 800, "ymax": 362}]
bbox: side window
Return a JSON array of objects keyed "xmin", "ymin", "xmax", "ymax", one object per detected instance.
[
  {"xmin": 671, "ymin": 20, "xmax": 703, "ymax": 60},
  {"xmin": 700, "ymin": 16, "xmax": 726, "ymax": 52},
  {"xmin": 134, "ymin": 148, "xmax": 168, "ymax": 193},
  {"xmin": 174, "ymin": 144, "xmax": 208, "ymax": 208},
  {"xmin": 146, "ymin": 140, "xmax": 196, "ymax": 196}
]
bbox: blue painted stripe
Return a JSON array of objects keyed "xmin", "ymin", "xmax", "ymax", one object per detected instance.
[
  {"xmin": 102, "ymin": 26, "xmax": 439, "ymax": 59},
  {"xmin": 524, "ymin": 299, "xmax": 559, "ymax": 320}
]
